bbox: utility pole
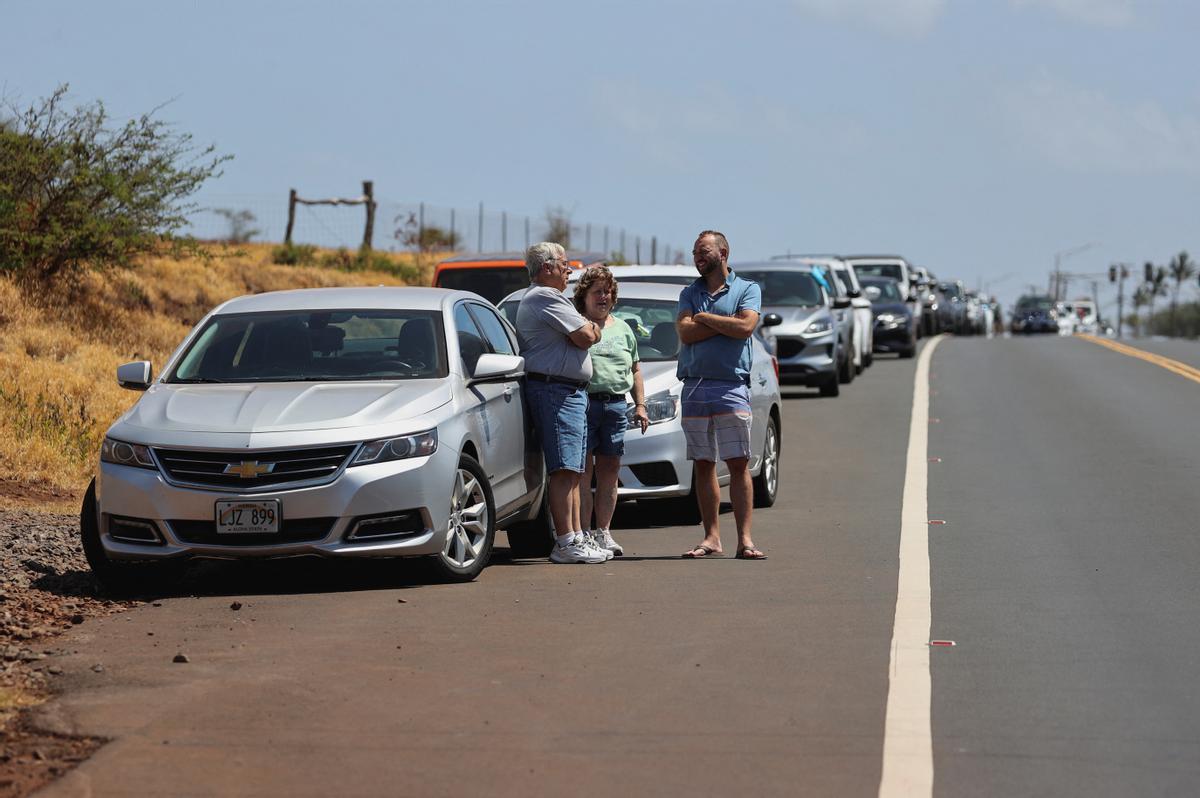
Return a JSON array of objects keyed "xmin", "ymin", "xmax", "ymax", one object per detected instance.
[
  {"xmin": 1110, "ymin": 262, "xmax": 1130, "ymax": 338},
  {"xmin": 1053, "ymin": 243, "xmax": 1097, "ymax": 301}
]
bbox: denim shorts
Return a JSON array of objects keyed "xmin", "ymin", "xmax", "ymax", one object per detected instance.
[
  {"xmin": 523, "ymin": 380, "xmax": 587, "ymax": 474},
  {"xmin": 680, "ymin": 378, "xmax": 752, "ymax": 462},
  {"xmin": 586, "ymin": 396, "xmax": 628, "ymax": 457}
]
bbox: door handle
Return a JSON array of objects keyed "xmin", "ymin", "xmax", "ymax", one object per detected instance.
[{"xmin": 503, "ymin": 385, "xmax": 513, "ymax": 401}]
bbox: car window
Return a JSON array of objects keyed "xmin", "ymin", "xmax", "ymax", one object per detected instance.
[
  {"xmin": 854, "ymin": 263, "xmax": 905, "ymax": 282},
  {"xmin": 453, "ymin": 304, "xmax": 488, "ymax": 374},
  {"xmin": 498, "ymin": 299, "xmax": 519, "ymax": 327},
  {"xmin": 862, "ymin": 280, "xmax": 903, "ymax": 302},
  {"xmin": 168, "ymin": 309, "xmax": 445, "ymax": 383},
  {"xmin": 467, "ymin": 303, "xmax": 515, "ymax": 356}
]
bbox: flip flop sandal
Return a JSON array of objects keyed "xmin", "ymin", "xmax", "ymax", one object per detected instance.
[
  {"xmin": 736, "ymin": 547, "xmax": 768, "ymax": 560},
  {"xmin": 682, "ymin": 544, "xmax": 721, "ymax": 558}
]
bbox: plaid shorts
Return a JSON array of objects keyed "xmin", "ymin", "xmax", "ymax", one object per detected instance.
[{"xmin": 680, "ymin": 378, "xmax": 752, "ymax": 463}]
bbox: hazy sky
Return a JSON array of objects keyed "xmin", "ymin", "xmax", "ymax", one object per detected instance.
[{"xmin": 4, "ymin": 0, "xmax": 1198, "ymax": 309}]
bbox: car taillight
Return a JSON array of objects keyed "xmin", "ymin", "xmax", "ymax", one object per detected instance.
[{"xmin": 771, "ymin": 356, "xmax": 779, "ymax": 382}]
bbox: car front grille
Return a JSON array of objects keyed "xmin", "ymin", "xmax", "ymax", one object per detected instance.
[
  {"xmin": 153, "ymin": 444, "xmax": 358, "ymax": 490},
  {"xmin": 168, "ymin": 517, "xmax": 336, "ymax": 546},
  {"xmin": 774, "ymin": 337, "xmax": 806, "ymax": 359}
]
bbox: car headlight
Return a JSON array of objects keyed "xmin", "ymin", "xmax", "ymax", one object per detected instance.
[
  {"xmin": 803, "ymin": 319, "xmax": 832, "ymax": 336},
  {"xmin": 629, "ymin": 391, "xmax": 679, "ymax": 426},
  {"xmin": 351, "ymin": 430, "xmax": 438, "ymax": 466},
  {"xmin": 100, "ymin": 437, "xmax": 157, "ymax": 469},
  {"xmin": 876, "ymin": 313, "xmax": 898, "ymax": 324}
]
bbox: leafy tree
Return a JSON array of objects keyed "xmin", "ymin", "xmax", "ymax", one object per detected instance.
[
  {"xmin": 213, "ymin": 208, "xmax": 260, "ymax": 244},
  {"xmin": 0, "ymin": 85, "xmax": 230, "ymax": 282},
  {"xmin": 1131, "ymin": 285, "xmax": 1151, "ymax": 337},
  {"xmin": 1143, "ymin": 263, "xmax": 1168, "ymax": 336},
  {"xmin": 1167, "ymin": 250, "xmax": 1196, "ymax": 337},
  {"xmin": 543, "ymin": 205, "xmax": 572, "ymax": 248}
]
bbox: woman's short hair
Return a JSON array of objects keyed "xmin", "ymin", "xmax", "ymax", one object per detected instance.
[
  {"xmin": 573, "ymin": 265, "xmax": 618, "ymax": 315},
  {"xmin": 525, "ymin": 242, "xmax": 565, "ymax": 279}
]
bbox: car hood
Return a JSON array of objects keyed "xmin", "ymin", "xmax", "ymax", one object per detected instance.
[
  {"xmin": 638, "ymin": 360, "xmax": 679, "ymax": 396},
  {"xmin": 871, "ymin": 301, "xmax": 911, "ymax": 316},
  {"xmin": 119, "ymin": 380, "xmax": 454, "ymax": 436},
  {"xmin": 762, "ymin": 304, "xmax": 830, "ymax": 334}
]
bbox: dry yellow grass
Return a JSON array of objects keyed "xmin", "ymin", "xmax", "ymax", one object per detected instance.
[{"xmin": 0, "ymin": 244, "xmax": 432, "ymax": 511}]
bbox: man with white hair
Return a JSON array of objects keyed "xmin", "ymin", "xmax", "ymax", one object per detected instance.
[{"xmin": 515, "ymin": 243, "xmax": 608, "ymax": 563}]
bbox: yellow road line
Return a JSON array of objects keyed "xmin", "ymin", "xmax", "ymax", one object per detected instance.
[{"xmin": 1078, "ymin": 335, "xmax": 1200, "ymax": 385}]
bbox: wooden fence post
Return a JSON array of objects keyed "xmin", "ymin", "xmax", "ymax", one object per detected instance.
[
  {"xmin": 361, "ymin": 181, "xmax": 375, "ymax": 251},
  {"xmin": 651, "ymin": 236, "xmax": 657, "ymax": 264},
  {"xmin": 285, "ymin": 189, "xmax": 297, "ymax": 245}
]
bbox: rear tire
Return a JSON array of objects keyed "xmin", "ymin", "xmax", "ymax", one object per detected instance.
[
  {"xmin": 752, "ymin": 415, "xmax": 780, "ymax": 509},
  {"xmin": 431, "ymin": 456, "xmax": 495, "ymax": 581},
  {"xmin": 838, "ymin": 345, "xmax": 855, "ymax": 384},
  {"xmin": 818, "ymin": 373, "xmax": 840, "ymax": 397}
]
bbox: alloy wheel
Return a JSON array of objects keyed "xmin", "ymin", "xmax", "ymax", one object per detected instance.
[{"xmin": 443, "ymin": 467, "xmax": 489, "ymax": 569}]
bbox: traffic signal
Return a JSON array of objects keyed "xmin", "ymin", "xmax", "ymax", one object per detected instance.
[{"xmin": 1109, "ymin": 265, "xmax": 1117, "ymax": 283}]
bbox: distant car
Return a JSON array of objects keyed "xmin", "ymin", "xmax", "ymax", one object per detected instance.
[
  {"xmin": 764, "ymin": 256, "xmax": 858, "ymax": 386},
  {"xmin": 936, "ymin": 280, "xmax": 969, "ymax": 334},
  {"xmin": 498, "ymin": 282, "xmax": 782, "ymax": 520},
  {"xmin": 732, "ymin": 262, "xmax": 849, "ymax": 397},
  {"xmin": 911, "ymin": 266, "xmax": 940, "ymax": 336},
  {"xmin": 844, "ymin": 255, "xmax": 923, "ymax": 338},
  {"xmin": 860, "ymin": 277, "xmax": 916, "ymax": 357},
  {"xmin": 81, "ymin": 287, "xmax": 564, "ymax": 593},
  {"xmin": 832, "ymin": 262, "xmax": 874, "ymax": 373},
  {"xmin": 433, "ymin": 251, "xmax": 604, "ymax": 305},
  {"xmin": 1011, "ymin": 295, "xmax": 1057, "ymax": 334}
]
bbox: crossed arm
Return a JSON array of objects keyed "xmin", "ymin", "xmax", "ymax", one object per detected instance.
[{"xmin": 676, "ymin": 309, "xmax": 760, "ymax": 344}]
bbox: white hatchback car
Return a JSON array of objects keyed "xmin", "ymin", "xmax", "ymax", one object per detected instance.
[
  {"xmin": 82, "ymin": 287, "xmax": 552, "ymax": 591},
  {"xmin": 500, "ymin": 282, "xmax": 782, "ymax": 522}
]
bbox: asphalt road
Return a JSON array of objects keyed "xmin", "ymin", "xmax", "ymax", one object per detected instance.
[{"xmin": 32, "ymin": 335, "xmax": 1200, "ymax": 797}]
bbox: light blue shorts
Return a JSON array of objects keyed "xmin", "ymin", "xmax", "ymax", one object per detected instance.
[
  {"xmin": 680, "ymin": 378, "xmax": 752, "ymax": 463},
  {"xmin": 523, "ymin": 380, "xmax": 587, "ymax": 473}
]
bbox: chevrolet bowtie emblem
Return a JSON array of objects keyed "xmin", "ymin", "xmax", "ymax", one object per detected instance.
[{"xmin": 224, "ymin": 460, "xmax": 275, "ymax": 479}]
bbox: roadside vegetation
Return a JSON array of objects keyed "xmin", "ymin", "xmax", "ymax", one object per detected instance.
[{"xmin": 0, "ymin": 244, "xmax": 424, "ymax": 509}]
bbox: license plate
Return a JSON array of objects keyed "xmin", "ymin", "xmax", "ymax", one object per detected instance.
[{"xmin": 215, "ymin": 500, "xmax": 280, "ymax": 534}]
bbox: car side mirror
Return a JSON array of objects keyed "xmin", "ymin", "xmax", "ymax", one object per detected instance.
[
  {"xmin": 761, "ymin": 313, "xmax": 783, "ymax": 328},
  {"xmin": 833, "ymin": 297, "xmax": 852, "ymax": 309},
  {"xmin": 470, "ymin": 353, "xmax": 524, "ymax": 384},
  {"xmin": 848, "ymin": 288, "xmax": 862, "ymax": 299},
  {"xmin": 116, "ymin": 360, "xmax": 152, "ymax": 391}
]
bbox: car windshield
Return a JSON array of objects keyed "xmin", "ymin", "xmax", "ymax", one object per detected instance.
[
  {"xmin": 861, "ymin": 279, "xmax": 903, "ymax": 302},
  {"xmin": 1016, "ymin": 296, "xmax": 1054, "ymax": 311},
  {"xmin": 939, "ymin": 283, "xmax": 962, "ymax": 299},
  {"xmin": 167, "ymin": 309, "xmax": 446, "ymax": 383},
  {"xmin": 854, "ymin": 263, "xmax": 904, "ymax": 281},
  {"xmin": 737, "ymin": 271, "xmax": 823, "ymax": 307},
  {"xmin": 610, "ymin": 298, "xmax": 680, "ymax": 361},
  {"xmin": 435, "ymin": 267, "xmax": 530, "ymax": 304}
]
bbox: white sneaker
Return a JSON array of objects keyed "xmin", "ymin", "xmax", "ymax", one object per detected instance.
[
  {"xmin": 583, "ymin": 532, "xmax": 615, "ymax": 560},
  {"xmin": 597, "ymin": 529, "xmax": 623, "ymax": 557},
  {"xmin": 550, "ymin": 537, "xmax": 607, "ymax": 564}
]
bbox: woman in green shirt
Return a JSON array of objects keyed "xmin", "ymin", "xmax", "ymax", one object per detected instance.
[{"xmin": 574, "ymin": 266, "xmax": 649, "ymax": 556}]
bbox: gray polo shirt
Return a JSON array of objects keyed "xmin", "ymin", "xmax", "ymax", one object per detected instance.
[{"xmin": 515, "ymin": 285, "xmax": 593, "ymax": 382}]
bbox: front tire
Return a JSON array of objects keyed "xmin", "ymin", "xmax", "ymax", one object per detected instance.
[
  {"xmin": 838, "ymin": 343, "xmax": 855, "ymax": 384},
  {"xmin": 80, "ymin": 479, "xmax": 179, "ymax": 597},
  {"xmin": 752, "ymin": 414, "xmax": 780, "ymax": 508},
  {"xmin": 818, "ymin": 373, "xmax": 840, "ymax": 397},
  {"xmin": 431, "ymin": 456, "xmax": 495, "ymax": 581}
]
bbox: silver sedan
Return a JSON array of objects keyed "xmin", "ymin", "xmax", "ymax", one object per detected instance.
[{"xmin": 83, "ymin": 287, "xmax": 548, "ymax": 591}]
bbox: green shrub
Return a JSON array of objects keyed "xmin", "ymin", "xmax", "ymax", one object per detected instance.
[
  {"xmin": 0, "ymin": 85, "xmax": 229, "ymax": 283},
  {"xmin": 271, "ymin": 242, "xmax": 318, "ymax": 265}
]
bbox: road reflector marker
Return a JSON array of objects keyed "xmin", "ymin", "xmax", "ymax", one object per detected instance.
[
  {"xmin": 928, "ymin": 520, "xmax": 946, "ymax": 525},
  {"xmin": 930, "ymin": 418, "xmax": 940, "ymax": 423},
  {"xmin": 928, "ymin": 457, "xmax": 942, "ymax": 463},
  {"xmin": 929, "ymin": 640, "xmax": 956, "ymax": 647}
]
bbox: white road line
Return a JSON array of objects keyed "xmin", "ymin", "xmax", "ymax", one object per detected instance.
[{"xmin": 879, "ymin": 334, "xmax": 945, "ymax": 798}]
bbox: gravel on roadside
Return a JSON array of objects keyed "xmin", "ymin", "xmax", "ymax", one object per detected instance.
[{"xmin": 1, "ymin": 509, "xmax": 132, "ymax": 797}]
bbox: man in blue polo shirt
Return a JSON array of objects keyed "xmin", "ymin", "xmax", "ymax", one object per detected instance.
[{"xmin": 675, "ymin": 230, "xmax": 767, "ymax": 560}]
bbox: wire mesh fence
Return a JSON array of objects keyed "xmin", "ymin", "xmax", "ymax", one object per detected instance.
[{"xmin": 185, "ymin": 193, "xmax": 685, "ymax": 265}]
